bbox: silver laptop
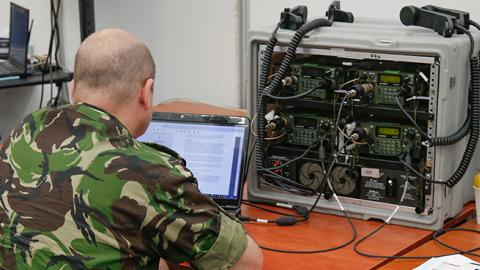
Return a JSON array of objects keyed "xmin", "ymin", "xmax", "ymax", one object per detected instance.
[
  {"xmin": 138, "ymin": 112, "xmax": 250, "ymax": 216},
  {"xmin": 0, "ymin": 3, "xmax": 29, "ymax": 77}
]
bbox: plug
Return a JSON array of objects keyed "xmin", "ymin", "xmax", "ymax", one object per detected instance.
[
  {"xmin": 275, "ymin": 216, "xmax": 297, "ymax": 226},
  {"xmin": 279, "ymin": 6, "xmax": 308, "ymax": 30},
  {"xmin": 266, "ymin": 117, "xmax": 288, "ymax": 131},
  {"xmin": 325, "ymin": 1, "xmax": 354, "ymax": 23},
  {"xmin": 292, "ymin": 205, "xmax": 309, "ymax": 216}
]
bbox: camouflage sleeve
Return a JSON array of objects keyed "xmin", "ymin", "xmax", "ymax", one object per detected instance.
[
  {"xmin": 189, "ymin": 211, "xmax": 247, "ymax": 270},
  {"xmin": 136, "ymin": 144, "xmax": 248, "ymax": 269}
]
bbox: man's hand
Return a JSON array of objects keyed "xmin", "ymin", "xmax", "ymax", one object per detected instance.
[{"xmin": 231, "ymin": 235, "xmax": 263, "ymax": 270}]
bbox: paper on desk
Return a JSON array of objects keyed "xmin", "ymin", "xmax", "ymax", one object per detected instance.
[{"xmin": 414, "ymin": 254, "xmax": 480, "ymax": 270}]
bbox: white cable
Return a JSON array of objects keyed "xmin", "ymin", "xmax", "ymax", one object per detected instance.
[
  {"xmin": 406, "ymin": 96, "xmax": 430, "ymax": 102},
  {"xmin": 385, "ymin": 178, "xmax": 410, "ymax": 224},
  {"xmin": 276, "ymin": 202, "xmax": 293, "ymax": 209},
  {"xmin": 324, "ymin": 158, "xmax": 346, "ymax": 212}
]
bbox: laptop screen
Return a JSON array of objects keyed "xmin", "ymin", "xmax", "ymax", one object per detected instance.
[
  {"xmin": 138, "ymin": 116, "xmax": 248, "ymax": 202},
  {"xmin": 9, "ymin": 3, "xmax": 29, "ymax": 69}
]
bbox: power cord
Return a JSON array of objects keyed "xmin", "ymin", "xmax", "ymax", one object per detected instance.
[
  {"xmin": 239, "ymin": 200, "xmax": 309, "ymax": 226},
  {"xmin": 259, "ymin": 141, "xmax": 319, "ymax": 172},
  {"xmin": 432, "ymin": 227, "xmax": 480, "ymax": 258},
  {"xmin": 40, "ymin": 0, "xmax": 62, "ymax": 109},
  {"xmin": 398, "ymin": 158, "xmax": 446, "ymax": 185},
  {"xmin": 394, "ymin": 89, "xmax": 428, "ymax": 140},
  {"xmin": 264, "ymin": 80, "xmax": 333, "ymax": 100}
]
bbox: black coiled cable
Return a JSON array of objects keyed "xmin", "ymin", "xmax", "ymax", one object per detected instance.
[
  {"xmin": 263, "ymin": 19, "xmax": 332, "ymax": 96},
  {"xmin": 446, "ymin": 56, "xmax": 480, "ymax": 188},
  {"xmin": 256, "ymin": 35, "xmax": 278, "ymax": 170},
  {"xmin": 256, "ymin": 18, "xmax": 332, "ymax": 171},
  {"xmin": 430, "ymin": 114, "xmax": 470, "ymax": 146}
]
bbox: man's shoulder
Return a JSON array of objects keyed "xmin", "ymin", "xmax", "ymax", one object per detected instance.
[{"xmin": 124, "ymin": 141, "xmax": 193, "ymax": 179}]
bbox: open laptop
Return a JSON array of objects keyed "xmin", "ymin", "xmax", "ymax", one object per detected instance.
[
  {"xmin": 0, "ymin": 3, "xmax": 29, "ymax": 77},
  {"xmin": 138, "ymin": 112, "xmax": 250, "ymax": 216}
]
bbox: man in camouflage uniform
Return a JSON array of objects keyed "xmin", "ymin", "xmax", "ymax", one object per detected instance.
[{"xmin": 0, "ymin": 29, "xmax": 262, "ymax": 269}]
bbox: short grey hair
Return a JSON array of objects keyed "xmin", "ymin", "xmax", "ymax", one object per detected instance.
[{"xmin": 73, "ymin": 28, "xmax": 155, "ymax": 104}]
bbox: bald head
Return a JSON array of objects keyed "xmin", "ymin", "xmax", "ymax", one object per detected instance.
[{"xmin": 73, "ymin": 29, "xmax": 155, "ymax": 105}]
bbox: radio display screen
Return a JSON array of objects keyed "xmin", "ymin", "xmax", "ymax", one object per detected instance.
[
  {"xmin": 376, "ymin": 126, "xmax": 401, "ymax": 138},
  {"xmin": 379, "ymin": 74, "xmax": 401, "ymax": 85}
]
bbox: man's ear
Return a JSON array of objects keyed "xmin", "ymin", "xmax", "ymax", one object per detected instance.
[{"xmin": 139, "ymin": 78, "xmax": 154, "ymax": 111}]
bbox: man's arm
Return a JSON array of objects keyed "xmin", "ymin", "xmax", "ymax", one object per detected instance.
[{"xmin": 231, "ymin": 234, "xmax": 263, "ymax": 270}]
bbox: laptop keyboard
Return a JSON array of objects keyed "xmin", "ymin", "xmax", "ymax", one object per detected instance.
[{"xmin": 0, "ymin": 61, "xmax": 18, "ymax": 74}]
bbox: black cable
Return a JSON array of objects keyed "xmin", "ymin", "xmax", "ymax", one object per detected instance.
[
  {"xmin": 395, "ymin": 92, "xmax": 428, "ymax": 140},
  {"xmin": 430, "ymin": 114, "xmax": 470, "ymax": 146},
  {"xmin": 261, "ymin": 168, "xmax": 317, "ymax": 195},
  {"xmin": 433, "ymin": 227, "xmax": 480, "ymax": 257},
  {"xmin": 308, "ymin": 159, "xmax": 336, "ymax": 214},
  {"xmin": 256, "ymin": 21, "xmax": 281, "ymax": 171},
  {"xmin": 264, "ymin": 83, "xmax": 325, "ymax": 100},
  {"xmin": 39, "ymin": 72, "xmax": 45, "ymax": 109},
  {"xmin": 413, "ymin": 24, "xmax": 476, "ymax": 146},
  {"xmin": 52, "ymin": 83, "xmax": 63, "ymax": 108},
  {"xmin": 242, "ymin": 201, "xmax": 307, "ymax": 218},
  {"xmin": 260, "ymin": 142, "xmax": 319, "ymax": 171},
  {"xmin": 53, "ymin": 0, "xmax": 61, "ymax": 69},
  {"xmin": 243, "ymin": 138, "xmax": 258, "ymax": 183},
  {"xmin": 354, "ymin": 222, "xmax": 480, "ymax": 259},
  {"xmin": 354, "ymin": 179, "xmax": 442, "ymax": 260},
  {"xmin": 354, "ymin": 166, "xmax": 474, "ymax": 260},
  {"xmin": 306, "ymin": 94, "xmax": 349, "ymax": 215},
  {"xmin": 446, "ymin": 55, "xmax": 480, "ymax": 188},
  {"xmin": 256, "ymin": 18, "xmax": 332, "ymax": 174},
  {"xmin": 259, "ymin": 209, "xmax": 357, "ymax": 254},
  {"xmin": 334, "ymin": 96, "xmax": 348, "ymax": 150},
  {"xmin": 262, "ymin": 176, "xmax": 315, "ymax": 196},
  {"xmin": 398, "ymin": 159, "xmax": 447, "ymax": 185},
  {"xmin": 40, "ymin": 0, "xmax": 60, "ymax": 109},
  {"xmin": 455, "ymin": 25, "xmax": 475, "ymax": 59},
  {"xmin": 469, "ymin": 19, "xmax": 480, "ymax": 31}
]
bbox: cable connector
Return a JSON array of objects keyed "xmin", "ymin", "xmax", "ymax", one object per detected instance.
[
  {"xmin": 279, "ymin": 6, "xmax": 308, "ymax": 30},
  {"xmin": 275, "ymin": 216, "xmax": 297, "ymax": 226},
  {"xmin": 325, "ymin": 1, "xmax": 354, "ymax": 23},
  {"xmin": 292, "ymin": 205, "xmax": 309, "ymax": 216},
  {"xmin": 266, "ymin": 117, "xmax": 288, "ymax": 131},
  {"xmin": 282, "ymin": 75, "xmax": 297, "ymax": 86},
  {"xmin": 345, "ymin": 83, "xmax": 373, "ymax": 99}
]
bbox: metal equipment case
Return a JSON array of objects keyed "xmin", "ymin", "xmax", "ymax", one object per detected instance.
[{"xmin": 245, "ymin": 17, "xmax": 480, "ymax": 230}]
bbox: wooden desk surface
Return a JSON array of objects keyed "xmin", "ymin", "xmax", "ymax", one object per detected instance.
[
  {"xmin": 242, "ymin": 203, "xmax": 475, "ymax": 270},
  {"xmin": 379, "ymin": 218, "xmax": 480, "ymax": 269},
  {"xmin": 153, "ymin": 100, "xmax": 246, "ymax": 116}
]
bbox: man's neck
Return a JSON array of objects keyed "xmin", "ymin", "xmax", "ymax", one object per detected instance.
[{"xmin": 75, "ymin": 99, "xmax": 139, "ymax": 137}]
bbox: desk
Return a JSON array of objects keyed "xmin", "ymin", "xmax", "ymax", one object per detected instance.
[
  {"xmin": 243, "ymin": 203, "xmax": 475, "ymax": 270},
  {"xmin": 0, "ymin": 70, "xmax": 73, "ymax": 90},
  {"xmin": 379, "ymin": 218, "xmax": 480, "ymax": 269},
  {"xmin": 154, "ymin": 101, "xmax": 476, "ymax": 270}
]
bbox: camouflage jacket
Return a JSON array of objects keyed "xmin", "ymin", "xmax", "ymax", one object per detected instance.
[{"xmin": 0, "ymin": 103, "xmax": 247, "ymax": 270}]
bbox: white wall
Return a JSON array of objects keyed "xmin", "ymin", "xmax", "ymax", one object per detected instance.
[{"xmin": 92, "ymin": 0, "xmax": 242, "ymax": 109}]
